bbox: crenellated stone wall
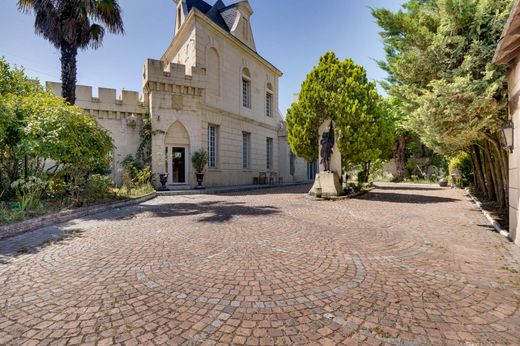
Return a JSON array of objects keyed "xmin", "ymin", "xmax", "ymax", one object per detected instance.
[{"xmin": 46, "ymin": 82, "xmax": 148, "ymax": 185}]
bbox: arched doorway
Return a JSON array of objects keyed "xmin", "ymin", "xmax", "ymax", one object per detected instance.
[{"xmin": 164, "ymin": 121, "xmax": 190, "ymax": 185}]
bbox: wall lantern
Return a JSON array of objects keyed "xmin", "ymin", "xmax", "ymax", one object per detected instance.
[{"xmin": 500, "ymin": 120, "xmax": 514, "ymax": 153}]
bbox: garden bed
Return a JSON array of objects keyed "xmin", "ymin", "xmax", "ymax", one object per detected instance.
[
  {"xmin": 0, "ymin": 190, "xmax": 156, "ymax": 240},
  {"xmin": 0, "ymin": 184, "xmax": 155, "ymax": 226}
]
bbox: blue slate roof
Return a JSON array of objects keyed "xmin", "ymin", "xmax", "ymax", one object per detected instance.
[{"xmin": 186, "ymin": 0, "xmax": 234, "ymax": 32}]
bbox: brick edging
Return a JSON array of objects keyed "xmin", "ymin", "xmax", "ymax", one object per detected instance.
[{"xmin": 0, "ymin": 192, "xmax": 157, "ymax": 241}]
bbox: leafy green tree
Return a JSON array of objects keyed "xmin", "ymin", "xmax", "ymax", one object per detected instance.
[
  {"xmin": 17, "ymin": 91, "xmax": 113, "ymax": 203},
  {"xmin": 18, "ymin": 0, "xmax": 124, "ymax": 105},
  {"xmin": 0, "ymin": 98, "xmax": 18, "ymax": 197},
  {"xmin": 386, "ymin": 97, "xmax": 410, "ymax": 181},
  {"xmin": 0, "ymin": 58, "xmax": 42, "ymax": 197},
  {"xmin": 0, "ymin": 58, "xmax": 114, "ymax": 204},
  {"xmin": 286, "ymin": 52, "xmax": 393, "ymax": 173},
  {"xmin": 373, "ymin": 0, "xmax": 512, "ymax": 206}
]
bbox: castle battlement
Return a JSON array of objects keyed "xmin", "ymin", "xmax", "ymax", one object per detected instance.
[
  {"xmin": 143, "ymin": 59, "xmax": 206, "ymax": 91},
  {"xmin": 46, "ymin": 82, "xmax": 147, "ymax": 110}
]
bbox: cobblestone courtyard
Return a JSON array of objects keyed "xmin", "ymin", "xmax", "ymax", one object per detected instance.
[{"xmin": 0, "ymin": 183, "xmax": 519, "ymax": 345}]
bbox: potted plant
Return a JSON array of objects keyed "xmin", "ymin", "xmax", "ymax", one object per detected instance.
[{"xmin": 191, "ymin": 149, "xmax": 208, "ymax": 189}]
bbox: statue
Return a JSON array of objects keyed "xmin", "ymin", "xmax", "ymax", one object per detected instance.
[
  {"xmin": 309, "ymin": 119, "xmax": 343, "ymax": 198},
  {"xmin": 320, "ymin": 121, "xmax": 335, "ymax": 172}
]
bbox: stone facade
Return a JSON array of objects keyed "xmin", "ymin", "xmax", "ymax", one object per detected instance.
[
  {"xmin": 505, "ymin": 61, "xmax": 520, "ymax": 245},
  {"xmin": 493, "ymin": 0, "xmax": 520, "ymax": 245},
  {"xmin": 48, "ymin": 0, "xmax": 311, "ymax": 189}
]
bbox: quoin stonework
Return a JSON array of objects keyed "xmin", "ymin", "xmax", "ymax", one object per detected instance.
[{"xmin": 47, "ymin": 0, "xmax": 315, "ymax": 189}]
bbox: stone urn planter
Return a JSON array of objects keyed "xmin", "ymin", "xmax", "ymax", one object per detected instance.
[
  {"xmin": 191, "ymin": 149, "xmax": 208, "ymax": 190},
  {"xmin": 195, "ymin": 173, "xmax": 205, "ymax": 189},
  {"xmin": 158, "ymin": 173, "xmax": 169, "ymax": 191}
]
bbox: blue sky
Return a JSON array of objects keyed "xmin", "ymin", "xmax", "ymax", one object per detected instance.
[{"xmin": 0, "ymin": 0, "xmax": 404, "ymax": 115}]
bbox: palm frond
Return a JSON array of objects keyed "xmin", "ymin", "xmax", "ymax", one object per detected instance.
[
  {"xmin": 93, "ymin": 0, "xmax": 124, "ymax": 34},
  {"xmin": 88, "ymin": 24, "xmax": 105, "ymax": 49},
  {"xmin": 18, "ymin": 0, "xmax": 55, "ymax": 14},
  {"xmin": 17, "ymin": 0, "xmax": 35, "ymax": 13}
]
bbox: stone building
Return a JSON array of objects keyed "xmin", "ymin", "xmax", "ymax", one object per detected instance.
[
  {"xmin": 493, "ymin": 0, "xmax": 520, "ymax": 245},
  {"xmin": 48, "ymin": 0, "xmax": 312, "ymax": 189}
]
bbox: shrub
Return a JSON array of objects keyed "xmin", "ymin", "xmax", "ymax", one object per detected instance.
[
  {"xmin": 448, "ymin": 152, "xmax": 473, "ymax": 187},
  {"xmin": 86, "ymin": 174, "xmax": 114, "ymax": 200},
  {"xmin": 11, "ymin": 176, "xmax": 45, "ymax": 212},
  {"xmin": 357, "ymin": 170, "xmax": 368, "ymax": 184},
  {"xmin": 136, "ymin": 167, "xmax": 152, "ymax": 185},
  {"xmin": 120, "ymin": 154, "xmax": 153, "ymax": 195},
  {"xmin": 0, "ymin": 59, "xmax": 115, "ymax": 210}
]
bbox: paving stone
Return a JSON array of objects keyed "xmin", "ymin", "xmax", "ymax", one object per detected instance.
[{"xmin": 0, "ymin": 183, "xmax": 518, "ymax": 345}]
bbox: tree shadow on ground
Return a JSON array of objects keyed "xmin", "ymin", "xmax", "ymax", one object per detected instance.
[
  {"xmin": 477, "ymin": 224, "xmax": 497, "ymax": 231},
  {"xmin": 373, "ymin": 185, "xmax": 444, "ymax": 191},
  {"xmin": 0, "ymin": 200, "xmax": 281, "ymax": 263},
  {"xmin": 359, "ymin": 191, "xmax": 458, "ymax": 204},
  {"xmin": 0, "ymin": 228, "xmax": 85, "ymax": 264},
  {"xmin": 143, "ymin": 201, "xmax": 280, "ymax": 223},
  {"xmin": 218, "ymin": 184, "xmax": 312, "ymax": 196}
]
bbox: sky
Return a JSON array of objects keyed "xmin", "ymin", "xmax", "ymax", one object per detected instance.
[{"xmin": 0, "ymin": 0, "xmax": 405, "ymax": 116}]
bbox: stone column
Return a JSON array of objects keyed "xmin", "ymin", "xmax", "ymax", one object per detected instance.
[{"xmin": 152, "ymin": 132, "xmax": 166, "ymax": 187}]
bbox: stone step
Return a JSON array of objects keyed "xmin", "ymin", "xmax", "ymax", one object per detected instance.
[{"xmin": 166, "ymin": 184, "xmax": 191, "ymax": 191}]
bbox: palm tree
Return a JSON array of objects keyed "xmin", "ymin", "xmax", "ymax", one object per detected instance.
[{"xmin": 18, "ymin": 0, "xmax": 124, "ymax": 105}]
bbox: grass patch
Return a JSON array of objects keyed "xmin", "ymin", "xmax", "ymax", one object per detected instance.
[
  {"xmin": 0, "ymin": 200, "xmax": 58, "ymax": 226},
  {"xmin": 113, "ymin": 183, "xmax": 155, "ymax": 199}
]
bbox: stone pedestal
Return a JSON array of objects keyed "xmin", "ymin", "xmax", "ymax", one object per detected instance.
[
  {"xmin": 309, "ymin": 172, "xmax": 344, "ymax": 198},
  {"xmin": 309, "ymin": 119, "xmax": 344, "ymax": 198}
]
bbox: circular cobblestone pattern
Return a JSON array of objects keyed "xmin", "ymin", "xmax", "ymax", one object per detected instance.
[{"xmin": 0, "ymin": 183, "xmax": 519, "ymax": 345}]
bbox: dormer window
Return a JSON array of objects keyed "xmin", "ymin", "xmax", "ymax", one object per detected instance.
[{"xmin": 242, "ymin": 68, "xmax": 251, "ymax": 108}]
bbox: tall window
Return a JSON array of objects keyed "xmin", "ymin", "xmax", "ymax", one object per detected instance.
[
  {"xmin": 266, "ymin": 92, "xmax": 273, "ymax": 117},
  {"xmin": 242, "ymin": 132, "xmax": 250, "ymax": 169},
  {"xmin": 266, "ymin": 137, "xmax": 273, "ymax": 170},
  {"xmin": 242, "ymin": 79, "xmax": 251, "ymax": 108},
  {"xmin": 266, "ymin": 82, "xmax": 273, "ymax": 117},
  {"xmin": 242, "ymin": 68, "xmax": 251, "ymax": 108},
  {"xmin": 208, "ymin": 125, "xmax": 218, "ymax": 168}
]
